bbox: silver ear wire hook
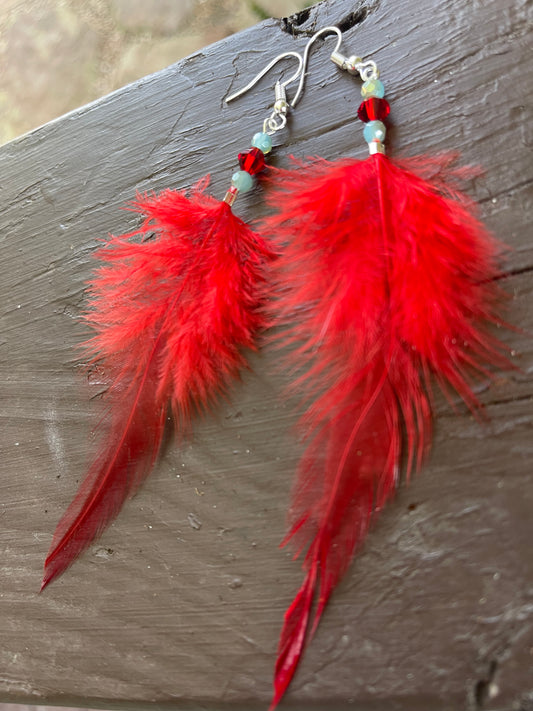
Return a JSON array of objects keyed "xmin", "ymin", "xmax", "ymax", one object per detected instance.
[
  {"xmin": 292, "ymin": 25, "xmax": 379, "ymax": 107},
  {"xmin": 292, "ymin": 26, "xmax": 342, "ymax": 107},
  {"xmin": 225, "ymin": 50, "xmax": 303, "ymax": 105},
  {"xmin": 225, "ymin": 51, "xmax": 303, "ymax": 135}
]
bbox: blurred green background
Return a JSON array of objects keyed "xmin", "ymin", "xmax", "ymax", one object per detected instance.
[{"xmin": 0, "ymin": 0, "xmax": 312, "ymax": 145}]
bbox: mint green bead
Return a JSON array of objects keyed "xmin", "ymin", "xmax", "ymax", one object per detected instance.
[
  {"xmin": 361, "ymin": 78, "xmax": 385, "ymax": 98},
  {"xmin": 231, "ymin": 170, "xmax": 254, "ymax": 192},
  {"xmin": 363, "ymin": 120, "xmax": 386, "ymax": 143},
  {"xmin": 251, "ymin": 132, "xmax": 272, "ymax": 154}
]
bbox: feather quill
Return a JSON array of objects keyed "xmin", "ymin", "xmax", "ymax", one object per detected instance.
[
  {"xmin": 42, "ymin": 183, "xmax": 274, "ymax": 589},
  {"xmin": 262, "ymin": 153, "xmax": 510, "ymax": 707}
]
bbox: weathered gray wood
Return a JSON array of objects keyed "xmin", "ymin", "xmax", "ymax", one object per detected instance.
[{"xmin": 1, "ymin": 0, "xmax": 532, "ymax": 709}]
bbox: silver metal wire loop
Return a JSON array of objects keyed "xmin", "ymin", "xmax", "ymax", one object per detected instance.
[
  {"xmin": 357, "ymin": 60, "xmax": 379, "ymax": 82},
  {"xmin": 292, "ymin": 26, "xmax": 342, "ymax": 106},
  {"xmin": 225, "ymin": 51, "xmax": 303, "ymax": 105},
  {"xmin": 263, "ymin": 110, "xmax": 287, "ymax": 135},
  {"xmin": 292, "ymin": 25, "xmax": 380, "ymax": 106},
  {"xmin": 225, "ymin": 50, "xmax": 303, "ymax": 135}
]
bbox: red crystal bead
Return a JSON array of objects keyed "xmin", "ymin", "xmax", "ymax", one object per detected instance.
[
  {"xmin": 238, "ymin": 147, "xmax": 266, "ymax": 175},
  {"xmin": 357, "ymin": 97, "xmax": 390, "ymax": 123}
]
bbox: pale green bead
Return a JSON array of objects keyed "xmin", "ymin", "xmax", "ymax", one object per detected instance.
[
  {"xmin": 363, "ymin": 120, "xmax": 386, "ymax": 144},
  {"xmin": 251, "ymin": 132, "xmax": 272, "ymax": 154},
  {"xmin": 361, "ymin": 78, "xmax": 385, "ymax": 98},
  {"xmin": 231, "ymin": 170, "xmax": 254, "ymax": 192}
]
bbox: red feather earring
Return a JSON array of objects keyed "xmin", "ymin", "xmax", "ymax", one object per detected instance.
[
  {"xmin": 261, "ymin": 27, "xmax": 512, "ymax": 708},
  {"xmin": 41, "ymin": 52, "xmax": 304, "ymax": 590}
]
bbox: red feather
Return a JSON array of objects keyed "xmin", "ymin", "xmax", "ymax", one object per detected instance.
[
  {"xmin": 42, "ymin": 182, "xmax": 274, "ymax": 590},
  {"xmin": 262, "ymin": 153, "xmax": 510, "ymax": 707}
]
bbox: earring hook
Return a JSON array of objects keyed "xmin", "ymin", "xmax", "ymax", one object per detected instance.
[
  {"xmin": 292, "ymin": 26, "xmax": 342, "ymax": 107},
  {"xmin": 292, "ymin": 25, "xmax": 379, "ymax": 107},
  {"xmin": 225, "ymin": 50, "xmax": 304, "ymax": 105}
]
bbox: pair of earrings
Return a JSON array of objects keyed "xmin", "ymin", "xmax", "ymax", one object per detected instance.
[{"xmin": 42, "ymin": 26, "xmax": 510, "ymax": 709}]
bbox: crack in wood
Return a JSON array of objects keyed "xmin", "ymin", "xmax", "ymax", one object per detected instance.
[
  {"xmin": 493, "ymin": 263, "xmax": 533, "ymax": 282},
  {"xmin": 477, "ymin": 177, "xmax": 533, "ymax": 205},
  {"xmin": 485, "ymin": 392, "xmax": 533, "ymax": 408},
  {"xmin": 475, "ymin": 658, "xmax": 498, "ymax": 709},
  {"xmin": 280, "ymin": 0, "xmax": 378, "ymax": 36}
]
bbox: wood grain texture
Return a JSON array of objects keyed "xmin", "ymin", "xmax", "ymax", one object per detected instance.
[{"xmin": 0, "ymin": 0, "xmax": 532, "ymax": 709}]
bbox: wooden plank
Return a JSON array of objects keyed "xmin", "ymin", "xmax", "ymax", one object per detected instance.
[{"xmin": 0, "ymin": 0, "xmax": 531, "ymax": 709}]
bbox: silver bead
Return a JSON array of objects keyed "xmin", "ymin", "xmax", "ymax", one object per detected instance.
[{"xmin": 368, "ymin": 142, "xmax": 386, "ymax": 155}]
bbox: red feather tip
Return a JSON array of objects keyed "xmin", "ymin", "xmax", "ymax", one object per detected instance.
[
  {"xmin": 261, "ymin": 153, "xmax": 511, "ymax": 707},
  {"xmin": 42, "ymin": 183, "xmax": 275, "ymax": 590}
]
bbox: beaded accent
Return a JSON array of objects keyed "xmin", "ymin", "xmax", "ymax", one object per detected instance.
[
  {"xmin": 358, "ymin": 80, "xmax": 388, "ymax": 154},
  {"xmin": 225, "ymin": 135, "xmax": 270, "ymax": 206}
]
